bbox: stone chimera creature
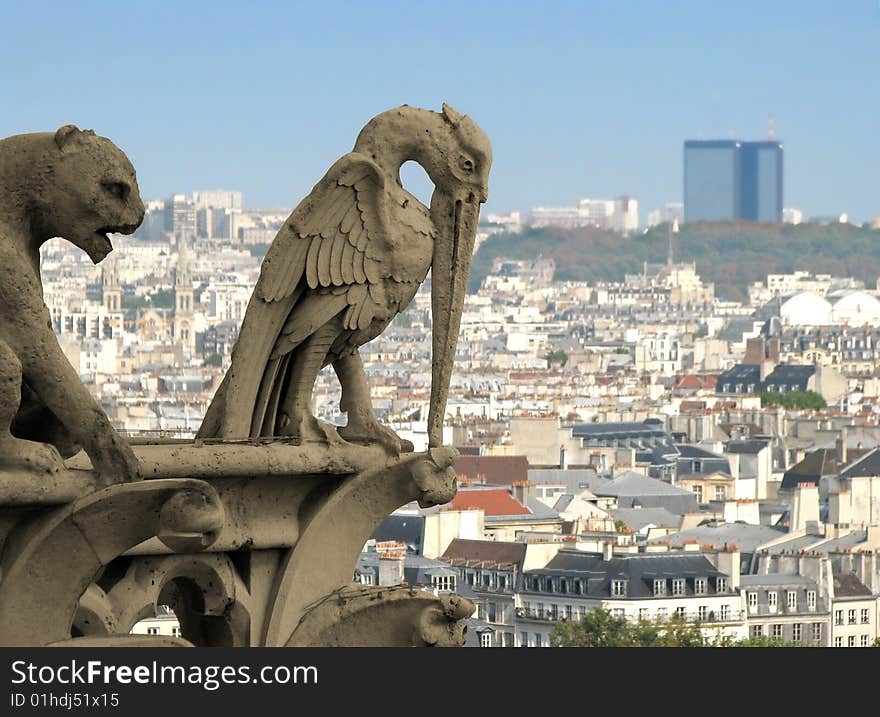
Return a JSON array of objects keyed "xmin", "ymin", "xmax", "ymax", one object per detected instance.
[{"xmin": 0, "ymin": 125, "xmax": 143, "ymax": 484}]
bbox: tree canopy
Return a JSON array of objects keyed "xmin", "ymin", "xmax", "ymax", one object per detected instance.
[
  {"xmin": 550, "ymin": 608, "xmax": 805, "ymax": 647},
  {"xmin": 758, "ymin": 390, "xmax": 826, "ymax": 410},
  {"xmin": 471, "ymin": 221, "xmax": 880, "ymax": 301}
]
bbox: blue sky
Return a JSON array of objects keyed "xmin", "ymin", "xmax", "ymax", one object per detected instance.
[{"xmin": 2, "ymin": 1, "xmax": 878, "ymax": 220}]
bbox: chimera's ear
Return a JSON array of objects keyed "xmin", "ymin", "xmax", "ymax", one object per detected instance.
[
  {"xmin": 441, "ymin": 103, "xmax": 464, "ymax": 127},
  {"xmin": 54, "ymin": 125, "xmax": 81, "ymax": 150}
]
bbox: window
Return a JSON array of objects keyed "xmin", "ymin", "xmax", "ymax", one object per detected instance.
[
  {"xmin": 848, "ymin": 635, "xmax": 856, "ymax": 647},
  {"xmin": 480, "ymin": 632, "xmax": 492, "ymax": 648},
  {"xmin": 674, "ymin": 607, "xmax": 686, "ymax": 620},
  {"xmin": 835, "ymin": 636, "xmax": 843, "ymax": 647},
  {"xmin": 693, "ymin": 485, "xmax": 703, "ymax": 502},
  {"xmin": 812, "ymin": 622, "xmax": 822, "ymax": 642},
  {"xmin": 487, "ymin": 602, "xmax": 497, "ymax": 623},
  {"xmin": 861, "ymin": 635, "xmax": 869, "ymax": 647},
  {"xmin": 432, "ymin": 574, "xmax": 456, "ymax": 592},
  {"xmin": 535, "ymin": 634, "xmax": 543, "ymax": 648},
  {"xmin": 653, "ymin": 579, "xmax": 667, "ymax": 596},
  {"xmin": 714, "ymin": 486, "xmax": 726, "ymax": 502},
  {"xmin": 146, "ymin": 627, "xmax": 159, "ymax": 636},
  {"xmin": 565, "ymin": 605, "xmax": 573, "ymax": 621},
  {"xmin": 612, "ymin": 608, "xmax": 625, "ymax": 619},
  {"xmin": 807, "ymin": 591, "xmax": 816, "ymax": 610},
  {"xmin": 520, "ymin": 632, "xmax": 529, "ymax": 647},
  {"xmin": 787, "ymin": 591, "xmax": 797, "ymax": 610},
  {"xmin": 698, "ymin": 605, "xmax": 708, "ymax": 621},
  {"xmin": 693, "ymin": 460, "xmax": 703, "ymax": 473},
  {"xmin": 747, "ymin": 592, "xmax": 758, "ymax": 612},
  {"xmin": 768, "ymin": 592, "xmax": 778, "ymax": 612},
  {"xmin": 792, "ymin": 623, "xmax": 802, "ymax": 642},
  {"xmin": 720, "ymin": 605, "xmax": 730, "ymax": 621},
  {"xmin": 656, "ymin": 608, "xmax": 668, "ymax": 621},
  {"xmin": 672, "ymin": 579, "xmax": 685, "ymax": 596},
  {"xmin": 835, "ymin": 609, "xmax": 844, "ymax": 625},
  {"xmin": 716, "ymin": 577, "xmax": 727, "ymax": 593},
  {"xmin": 750, "ymin": 625, "xmax": 764, "ymax": 638},
  {"xmin": 772, "ymin": 624, "xmax": 783, "ymax": 639},
  {"xmin": 849, "ymin": 609, "xmax": 857, "ymax": 625},
  {"xmin": 639, "ymin": 608, "xmax": 649, "ymax": 622},
  {"xmin": 861, "ymin": 608, "xmax": 870, "ymax": 624},
  {"xmin": 694, "ymin": 578, "xmax": 707, "ymax": 595},
  {"xmin": 611, "ymin": 579, "xmax": 627, "ymax": 597}
]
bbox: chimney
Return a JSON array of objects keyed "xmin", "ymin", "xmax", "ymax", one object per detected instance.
[
  {"xmin": 862, "ymin": 552, "xmax": 877, "ymax": 593},
  {"xmin": 723, "ymin": 500, "xmax": 738, "ymax": 524},
  {"xmin": 744, "ymin": 337, "xmax": 765, "ymax": 365},
  {"xmin": 602, "ymin": 541, "xmax": 613, "ymax": 561},
  {"xmin": 715, "ymin": 546, "xmax": 741, "ymax": 589},
  {"xmin": 828, "ymin": 490, "xmax": 852, "ymax": 528},
  {"xmin": 376, "ymin": 541, "xmax": 406, "ymax": 586},
  {"xmin": 791, "ymin": 482, "xmax": 820, "ymax": 533},
  {"xmin": 560, "ymin": 446, "xmax": 569, "ymax": 470},
  {"xmin": 512, "ymin": 480, "xmax": 535, "ymax": 506},
  {"xmin": 837, "ymin": 426, "xmax": 848, "ymax": 465}
]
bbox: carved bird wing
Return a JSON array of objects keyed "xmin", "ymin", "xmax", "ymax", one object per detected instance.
[{"xmin": 201, "ymin": 153, "xmax": 393, "ymax": 439}]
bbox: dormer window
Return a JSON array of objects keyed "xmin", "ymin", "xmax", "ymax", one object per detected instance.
[
  {"xmin": 747, "ymin": 592, "xmax": 758, "ymax": 612},
  {"xmin": 694, "ymin": 578, "xmax": 707, "ymax": 595},
  {"xmin": 672, "ymin": 579, "xmax": 685, "ymax": 596},
  {"xmin": 716, "ymin": 577, "xmax": 728, "ymax": 593},
  {"xmin": 807, "ymin": 590, "xmax": 816, "ymax": 610},
  {"xmin": 787, "ymin": 590, "xmax": 797, "ymax": 610},
  {"xmin": 768, "ymin": 591, "xmax": 778, "ymax": 612},
  {"xmin": 611, "ymin": 579, "xmax": 627, "ymax": 597},
  {"xmin": 653, "ymin": 579, "xmax": 667, "ymax": 597}
]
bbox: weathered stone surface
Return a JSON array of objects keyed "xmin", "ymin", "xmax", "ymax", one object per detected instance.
[
  {"xmin": 199, "ymin": 104, "xmax": 491, "ymax": 451},
  {"xmin": 0, "ymin": 107, "xmax": 491, "ymax": 647},
  {"xmin": 0, "ymin": 126, "xmax": 144, "ymax": 485}
]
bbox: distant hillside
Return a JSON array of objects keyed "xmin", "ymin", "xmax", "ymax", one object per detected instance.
[{"xmin": 470, "ymin": 222, "xmax": 880, "ymax": 301}]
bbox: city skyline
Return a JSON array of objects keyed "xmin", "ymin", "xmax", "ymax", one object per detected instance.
[{"xmin": 3, "ymin": 1, "xmax": 879, "ymax": 222}]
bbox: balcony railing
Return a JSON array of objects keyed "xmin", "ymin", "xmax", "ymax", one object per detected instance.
[{"xmin": 515, "ymin": 608, "xmax": 746, "ymax": 624}]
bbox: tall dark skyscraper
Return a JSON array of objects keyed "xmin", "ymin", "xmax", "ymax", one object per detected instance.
[{"xmin": 684, "ymin": 139, "xmax": 783, "ymax": 223}]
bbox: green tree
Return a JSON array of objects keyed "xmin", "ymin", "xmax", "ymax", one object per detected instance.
[
  {"xmin": 545, "ymin": 349, "xmax": 568, "ymax": 368},
  {"xmin": 469, "ymin": 221, "xmax": 880, "ymax": 301},
  {"xmin": 551, "ymin": 610, "xmax": 705, "ymax": 647},
  {"xmin": 758, "ymin": 390, "xmax": 826, "ymax": 410},
  {"xmin": 550, "ymin": 609, "xmax": 635, "ymax": 647},
  {"xmin": 551, "ymin": 608, "xmax": 808, "ymax": 647}
]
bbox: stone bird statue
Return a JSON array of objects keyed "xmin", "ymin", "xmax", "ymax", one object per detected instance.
[{"xmin": 199, "ymin": 104, "xmax": 491, "ymax": 451}]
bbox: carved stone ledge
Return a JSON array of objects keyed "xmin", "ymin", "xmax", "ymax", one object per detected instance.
[
  {"xmin": 288, "ymin": 585, "xmax": 474, "ymax": 647},
  {"xmin": 0, "ymin": 478, "xmax": 223, "ymax": 646}
]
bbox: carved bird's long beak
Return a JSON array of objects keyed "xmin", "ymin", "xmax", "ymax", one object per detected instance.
[{"xmin": 428, "ymin": 188, "xmax": 483, "ymax": 447}]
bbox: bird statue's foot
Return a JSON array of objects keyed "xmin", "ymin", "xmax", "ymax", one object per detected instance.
[
  {"xmin": 278, "ymin": 411, "xmax": 345, "ymax": 447},
  {"xmin": 338, "ymin": 416, "xmax": 414, "ymax": 455}
]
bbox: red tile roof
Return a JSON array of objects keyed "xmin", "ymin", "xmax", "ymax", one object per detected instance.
[{"xmin": 449, "ymin": 487, "xmax": 531, "ymax": 516}]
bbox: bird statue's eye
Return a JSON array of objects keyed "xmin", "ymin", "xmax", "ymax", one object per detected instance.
[{"xmin": 460, "ymin": 157, "xmax": 475, "ymax": 174}]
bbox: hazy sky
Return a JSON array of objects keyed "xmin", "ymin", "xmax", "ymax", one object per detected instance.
[{"xmin": 3, "ymin": 1, "xmax": 878, "ymax": 221}]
